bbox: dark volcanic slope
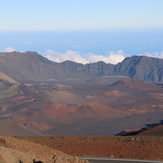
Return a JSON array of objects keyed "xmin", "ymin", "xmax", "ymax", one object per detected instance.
[
  {"xmin": 115, "ymin": 56, "xmax": 163, "ymax": 82},
  {"xmin": 138, "ymin": 125, "xmax": 163, "ymax": 136},
  {"xmin": 117, "ymin": 124, "xmax": 163, "ymax": 136},
  {"xmin": 0, "ymin": 119, "xmax": 42, "ymax": 136},
  {"xmin": 111, "ymin": 78, "xmax": 158, "ymax": 90},
  {"xmin": 0, "ymin": 52, "xmax": 163, "ymax": 83},
  {"xmin": 44, "ymin": 111, "xmax": 163, "ymax": 136},
  {"xmin": 0, "ymin": 79, "xmax": 38, "ymax": 98},
  {"xmin": 59, "ymin": 60, "xmax": 115, "ymax": 76},
  {"xmin": 0, "ymin": 51, "xmax": 91, "ymax": 82},
  {"xmin": 60, "ymin": 56, "xmax": 163, "ymax": 82},
  {"xmin": 0, "ymin": 72, "xmax": 17, "ymax": 83},
  {"xmin": 0, "ymin": 78, "xmax": 162, "ymax": 136}
]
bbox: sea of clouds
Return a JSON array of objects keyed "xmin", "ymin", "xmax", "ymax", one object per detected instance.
[
  {"xmin": 2, "ymin": 47, "xmax": 163, "ymax": 65},
  {"xmin": 42, "ymin": 49, "xmax": 125, "ymax": 64}
]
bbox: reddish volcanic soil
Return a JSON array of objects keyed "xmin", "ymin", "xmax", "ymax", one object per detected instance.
[
  {"xmin": 43, "ymin": 102, "xmax": 128, "ymax": 123},
  {"xmin": 138, "ymin": 125, "xmax": 163, "ymax": 136},
  {"xmin": 20, "ymin": 136, "xmax": 163, "ymax": 161},
  {"xmin": 111, "ymin": 78, "xmax": 159, "ymax": 90},
  {"xmin": 0, "ymin": 136, "xmax": 88, "ymax": 163}
]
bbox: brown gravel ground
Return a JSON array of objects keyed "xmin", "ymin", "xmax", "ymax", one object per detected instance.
[
  {"xmin": 0, "ymin": 136, "xmax": 89, "ymax": 163},
  {"xmin": 19, "ymin": 136, "xmax": 163, "ymax": 161}
]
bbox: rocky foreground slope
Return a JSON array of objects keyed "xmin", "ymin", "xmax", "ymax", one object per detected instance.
[
  {"xmin": 0, "ymin": 136, "xmax": 88, "ymax": 163},
  {"xmin": 20, "ymin": 136, "xmax": 163, "ymax": 161}
]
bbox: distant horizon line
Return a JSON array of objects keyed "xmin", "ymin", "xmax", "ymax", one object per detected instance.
[{"xmin": 0, "ymin": 27, "xmax": 163, "ymax": 32}]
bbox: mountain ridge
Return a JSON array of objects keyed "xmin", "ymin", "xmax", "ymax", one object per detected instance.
[
  {"xmin": 60, "ymin": 55, "xmax": 163, "ymax": 82},
  {"xmin": 0, "ymin": 51, "xmax": 93, "ymax": 82},
  {"xmin": 0, "ymin": 51, "xmax": 163, "ymax": 82}
]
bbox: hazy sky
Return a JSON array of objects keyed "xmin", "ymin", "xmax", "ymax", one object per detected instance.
[
  {"xmin": 1, "ymin": 0, "xmax": 163, "ymax": 31},
  {"xmin": 0, "ymin": 0, "xmax": 163, "ymax": 64}
]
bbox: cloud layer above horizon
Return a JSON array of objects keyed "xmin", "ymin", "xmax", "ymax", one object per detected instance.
[
  {"xmin": 2, "ymin": 47, "xmax": 163, "ymax": 65},
  {"xmin": 42, "ymin": 50, "xmax": 126, "ymax": 64}
]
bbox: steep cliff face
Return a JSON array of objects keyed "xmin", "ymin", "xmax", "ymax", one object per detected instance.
[
  {"xmin": 0, "ymin": 51, "xmax": 163, "ymax": 82},
  {"xmin": 115, "ymin": 56, "xmax": 163, "ymax": 82},
  {"xmin": 83, "ymin": 61, "xmax": 115, "ymax": 76},
  {"xmin": 60, "ymin": 56, "xmax": 163, "ymax": 82},
  {"xmin": 0, "ymin": 51, "xmax": 68, "ymax": 81},
  {"xmin": 60, "ymin": 61, "xmax": 115, "ymax": 76},
  {"xmin": 0, "ymin": 51, "xmax": 91, "ymax": 82}
]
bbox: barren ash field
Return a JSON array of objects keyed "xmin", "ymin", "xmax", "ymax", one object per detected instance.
[
  {"xmin": 18, "ymin": 134, "xmax": 163, "ymax": 161},
  {"xmin": 0, "ymin": 52, "xmax": 163, "ymax": 162}
]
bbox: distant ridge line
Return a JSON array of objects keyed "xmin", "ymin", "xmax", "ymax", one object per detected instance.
[{"xmin": 0, "ymin": 51, "xmax": 163, "ymax": 83}]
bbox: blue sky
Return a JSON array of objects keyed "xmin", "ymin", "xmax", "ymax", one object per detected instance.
[
  {"xmin": 0, "ymin": 0, "xmax": 163, "ymax": 64},
  {"xmin": 1, "ymin": 0, "xmax": 163, "ymax": 31}
]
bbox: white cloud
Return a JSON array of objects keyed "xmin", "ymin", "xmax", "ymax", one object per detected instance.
[
  {"xmin": 43, "ymin": 50, "xmax": 88, "ymax": 64},
  {"xmin": 4, "ymin": 47, "xmax": 16, "ymax": 52},
  {"xmin": 138, "ymin": 51, "xmax": 163, "ymax": 59},
  {"xmin": 87, "ymin": 50, "xmax": 125, "ymax": 64},
  {"xmin": 42, "ymin": 49, "xmax": 126, "ymax": 64}
]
